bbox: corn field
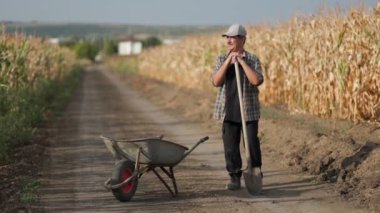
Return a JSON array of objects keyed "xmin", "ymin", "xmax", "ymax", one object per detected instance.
[
  {"xmin": 0, "ymin": 32, "xmax": 76, "ymax": 89},
  {"xmin": 0, "ymin": 29, "xmax": 79, "ymax": 160},
  {"xmin": 134, "ymin": 7, "xmax": 380, "ymax": 123}
]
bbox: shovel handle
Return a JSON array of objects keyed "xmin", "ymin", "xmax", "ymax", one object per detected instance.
[{"xmin": 234, "ymin": 62, "xmax": 252, "ymax": 172}]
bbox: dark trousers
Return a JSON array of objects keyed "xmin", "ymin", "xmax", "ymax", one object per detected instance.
[{"xmin": 222, "ymin": 120, "xmax": 262, "ymax": 178}]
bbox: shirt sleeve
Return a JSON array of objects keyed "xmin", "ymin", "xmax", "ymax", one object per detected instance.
[
  {"xmin": 246, "ymin": 55, "xmax": 264, "ymax": 86},
  {"xmin": 213, "ymin": 55, "xmax": 224, "ymax": 74},
  {"xmin": 253, "ymin": 57, "xmax": 264, "ymax": 85}
]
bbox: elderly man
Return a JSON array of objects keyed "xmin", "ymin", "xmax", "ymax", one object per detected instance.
[{"xmin": 211, "ymin": 24, "xmax": 264, "ymax": 190}]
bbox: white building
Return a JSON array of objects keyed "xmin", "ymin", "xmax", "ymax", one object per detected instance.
[
  {"xmin": 162, "ymin": 38, "xmax": 180, "ymax": 45},
  {"xmin": 118, "ymin": 40, "xmax": 142, "ymax": 56},
  {"xmin": 48, "ymin": 38, "xmax": 60, "ymax": 45}
]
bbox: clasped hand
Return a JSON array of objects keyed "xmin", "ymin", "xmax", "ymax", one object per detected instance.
[{"xmin": 228, "ymin": 52, "xmax": 244, "ymax": 64}]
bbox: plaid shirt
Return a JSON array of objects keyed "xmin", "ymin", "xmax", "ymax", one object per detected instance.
[{"xmin": 213, "ymin": 50, "xmax": 264, "ymax": 122}]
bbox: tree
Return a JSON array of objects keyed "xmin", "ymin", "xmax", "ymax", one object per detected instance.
[
  {"xmin": 103, "ymin": 38, "xmax": 118, "ymax": 55},
  {"xmin": 142, "ymin": 36, "xmax": 162, "ymax": 48},
  {"xmin": 73, "ymin": 41, "xmax": 98, "ymax": 61}
]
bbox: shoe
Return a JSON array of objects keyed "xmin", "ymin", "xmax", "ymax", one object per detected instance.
[{"xmin": 226, "ymin": 176, "xmax": 241, "ymax": 190}]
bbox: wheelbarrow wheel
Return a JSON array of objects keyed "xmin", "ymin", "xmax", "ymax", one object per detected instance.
[{"xmin": 111, "ymin": 160, "xmax": 138, "ymax": 202}]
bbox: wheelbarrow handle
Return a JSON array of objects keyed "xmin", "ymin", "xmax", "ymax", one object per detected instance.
[
  {"xmin": 199, "ymin": 136, "xmax": 209, "ymax": 143},
  {"xmin": 179, "ymin": 136, "xmax": 209, "ymax": 162}
]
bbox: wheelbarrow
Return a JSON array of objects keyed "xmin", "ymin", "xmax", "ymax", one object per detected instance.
[{"xmin": 100, "ymin": 134, "xmax": 209, "ymax": 202}]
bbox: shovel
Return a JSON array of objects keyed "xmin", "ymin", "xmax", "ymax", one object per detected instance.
[{"xmin": 234, "ymin": 61, "xmax": 262, "ymax": 195}]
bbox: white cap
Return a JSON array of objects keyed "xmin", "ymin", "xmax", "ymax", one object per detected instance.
[{"xmin": 222, "ymin": 24, "xmax": 247, "ymax": 37}]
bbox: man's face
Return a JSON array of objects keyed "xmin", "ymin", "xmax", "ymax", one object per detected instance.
[{"xmin": 226, "ymin": 36, "xmax": 244, "ymax": 52}]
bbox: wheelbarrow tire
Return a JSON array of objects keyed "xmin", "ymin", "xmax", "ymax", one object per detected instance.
[{"xmin": 111, "ymin": 159, "xmax": 138, "ymax": 202}]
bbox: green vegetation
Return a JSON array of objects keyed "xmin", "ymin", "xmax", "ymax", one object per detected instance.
[
  {"xmin": 20, "ymin": 179, "xmax": 39, "ymax": 204},
  {"xmin": 74, "ymin": 41, "xmax": 98, "ymax": 61},
  {"xmin": 0, "ymin": 66, "xmax": 82, "ymax": 161},
  {"xmin": 142, "ymin": 36, "xmax": 162, "ymax": 48},
  {"xmin": 103, "ymin": 38, "xmax": 118, "ymax": 55},
  {"xmin": 0, "ymin": 33, "xmax": 82, "ymax": 161},
  {"xmin": 106, "ymin": 56, "xmax": 139, "ymax": 75}
]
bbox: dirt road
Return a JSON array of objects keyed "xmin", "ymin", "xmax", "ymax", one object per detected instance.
[{"xmin": 33, "ymin": 66, "xmax": 368, "ymax": 212}]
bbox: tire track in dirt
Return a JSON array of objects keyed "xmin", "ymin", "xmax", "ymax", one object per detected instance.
[{"xmin": 33, "ymin": 66, "xmax": 368, "ymax": 212}]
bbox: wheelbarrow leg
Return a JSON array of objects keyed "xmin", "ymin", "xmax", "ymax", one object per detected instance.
[
  {"xmin": 169, "ymin": 167, "xmax": 178, "ymax": 195},
  {"xmin": 152, "ymin": 167, "xmax": 178, "ymax": 197},
  {"xmin": 160, "ymin": 167, "xmax": 178, "ymax": 195}
]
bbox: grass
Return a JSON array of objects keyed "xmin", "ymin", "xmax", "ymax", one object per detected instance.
[
  {"xmin": 261, "ymin": 104, "xmax": 359, "ymax": 139},
  {"xmin": 105, "ymin": 56, "xmax": 139, "ymax": 75},
  {"xmin": 20, "ymin": 179, "xmax": 39, "ymax": 204},
  {"xmin": 261, "ymin": 106, "xmax": 288, "ymax": 121},
  {"xmin": 0, "ymin": 65, "xmax": 83, "ymax": 161}
]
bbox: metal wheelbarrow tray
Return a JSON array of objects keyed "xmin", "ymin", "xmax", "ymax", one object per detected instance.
[{"xmin": 100, "ymin": 134, "xmax": 209, "ymax": 202}]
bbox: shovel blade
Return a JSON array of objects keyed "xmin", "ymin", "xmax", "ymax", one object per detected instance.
[{"xmin": 243, "ymin": 171, "xmax": 262, "ymax": 195}]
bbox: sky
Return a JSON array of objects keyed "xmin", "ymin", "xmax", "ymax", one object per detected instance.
[{"xmin": 0, "ymin": 0, "xmax": 378, "ymax": 26}]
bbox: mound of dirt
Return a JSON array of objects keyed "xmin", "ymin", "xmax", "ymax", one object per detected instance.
[
  {"xmin": 258, "ymin": 111, "xmax": 380, "ymax": 210},
  {"xmin": 282, "ymin": 129, "xmax": 379, "ymax": 208},
  {"xmin": 119, "ymin": 71, "xmax": 380, "ymax": 211}
]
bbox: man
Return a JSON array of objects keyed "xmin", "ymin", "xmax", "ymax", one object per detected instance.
[{"xmin": 211, "ymin": 24, "xmax": 264, "ymax": 190}]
